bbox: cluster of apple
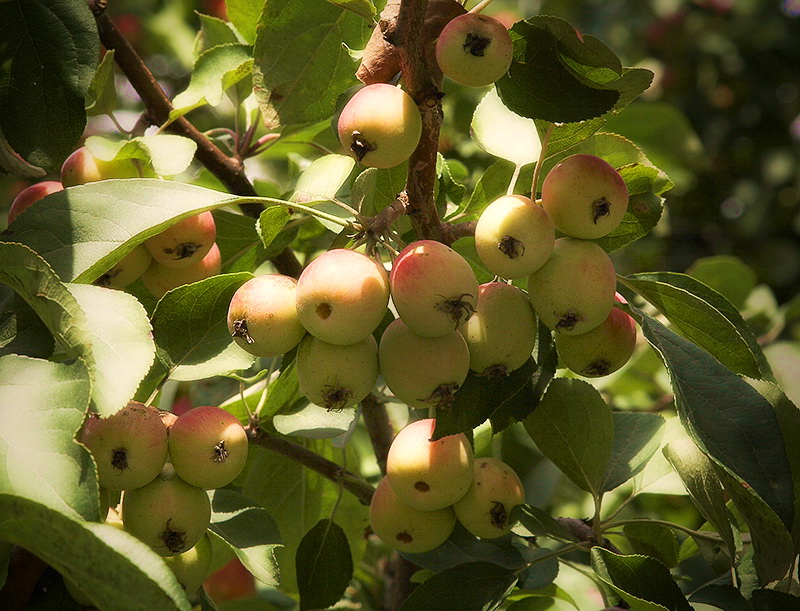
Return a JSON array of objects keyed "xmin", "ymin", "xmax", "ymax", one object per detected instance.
[
  {"xmin": 77, "ymin": 402, "xmax": 248, "ymax": 592},
  {"xmin": 7, "ymin": 146, "xmax": 221, "ymax": 298},
  {"xmin": 370, "ymin": 418, "xmax": 525, "ymax": 553}
]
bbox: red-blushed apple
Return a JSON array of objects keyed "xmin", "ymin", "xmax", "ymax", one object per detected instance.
[
  {"xmin": 144, "ymin": 211, "xmax": 217, "ymax": 269},
  {"xmin": 141, "ymin": 242, "xmax": 221, "ymax": 299},
  {"xmin": 541, "ymin": 154, "xmax": 629, "ymax": 239},
  {"xmin": 296, "ymin": 334, "xmax": 379, "ymax": 411},
  {"xmin": 390, "ymin": 240, "xmax": 479, "ymax": 337},
  {"xmin": 474, "ymin": 195, "xmax": 555, "ymax": 279},
  {"xmin": 459, "ymin": 282, "xmax": 537, "ymax": 377},
  {"xmin": 528, "ymin": 237, "xmax": 616, "ymax": 335},
  {"xmin": 386, "ymin": 418, "xmax": 474, "ymax": 511},
  {"xmin": 338, "ymin": 83, "xmax": 422, "ymax": 169},
  {"xmin": 121, "ymin": 463, "xmax": 211, "ymax": 556},
  {"xmin": 379, "ymin": 318, "xmax": 470, "ymax": 410},
  {"xmin": 227, "ymin": 274, "xmax": 306, "ymax": 357},
  {"xmin": 8, "ymin": 181, "xmax": 63, "ymax": 223},
  {"xmin": 435, "ymin": 13, "xmax": 513, "ymax": 87},
  {"xmin": 79, "ymin": 401, "xmax": 169, "ymax": 491},
  {"xmin": 453, "ymin": 457, "xmax": 525, "ymax": 539},
  {"xmin": 61, "ymin": 146, "xmax": 140, "ymax": 187},
  {"xmin": 168, "ymin": 406, "xmax": 249, "ymax": 490},
  {"xmin": 93, "ymin": 244, "xmax": 153, "ymax": 289},
  {"xmin": 203, "ymin": 557, "xmax": 256, "ymax": 602},
  {"xmin": 369, "ymin": 476, "xmax": 456, "ymax": 553},
  {"xmin": 295, "ymin": 249, "xmax": 390, "ymax": 345},
  {"xmin": 555, "ymin": 293, "xmax": 638, "ymax": 377}
]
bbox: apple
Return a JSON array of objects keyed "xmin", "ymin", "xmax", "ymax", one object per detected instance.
[
  {"xmin": 141, "ymin": 242, "xmax": 221, "ymax": 299},
  {"xmin": 435, "ymin": 13, "xmax": 513, "ymax": 87},
  {"xmin": 144, "ymin": 211, "xmax": 217, "ymax": 269},
  {"xmin": 93, "ymin": 244, "xmax": 153, "ymax": 289},
  {"xmin": 61, "ymin": 146, "xmax": 140, "ymax": 187},
  {"xmin": 8, "ymin": 181, "xmax": 63, "ymax": 224}
]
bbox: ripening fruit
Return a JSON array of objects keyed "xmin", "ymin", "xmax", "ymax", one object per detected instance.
[
  {"xmin": 168, "ymin": 406, "xmax": 249, "ymax": 490},
  {"xmin": 556, "ymin": 293, "xmax": 637, "ymax": 377},
  {"xmin": 338, "ymin": 83, "xmax": 422, "ymax": 169},
  {"xmin": 370, "ymin": 476, "xmax": 456, "ymax": 554},
  {"xmin": 379, "ymin": 318, "xmax": 470, "ymax": 410},
  {"xmin": 61, "ymin": 146, "xmax": 140, "ymax": 187},
  {"xmin": 459, "ymin": 282, "xmax": 536, "ymax": 377},
  {"xmin": 390, "ymin": 240, "xmax": 479, "ymax": 338},
  {"xmin": 295, "ymin": 249, "xmax": 390, "ymax": 345},
  {"xmin": 227, "ymin": 274, "xmax": 306, "ymax": 357},
  {"xmin": 8, "ymin": 180, "xmax": 64, "ymax": 223},
  {"xmin": 386, "ymin": 418, "xmax": 474, "ymax": 511},
  {"xmin": 296, "ymin": 334, "xmax": 379, "ymax": 411},
  {"xmin": 141, "ymin": 242, "xmax": 221, "ymax": 298},
  {"xmin": 121, "ymin": 464, "xmax": 211, "ymax": 556},
  {"xmin": 474, "ymin": 195, "xmax": 555, "ymax": 279},
  {"xmin": 93, "ymin": 244, "xmax": 153, "ymax": 289},
  {"xmin": 435, "ymin": 13, "xmax": 513, "ymax": 87},
  {"xmin": 528, "ymin": 237, "xmax": 616, "ymax": 335},
  {"xmin": 145, "ymin": 211, "xmax": 217, "ymax": 269},
  {"xmin": 163, "ymin": 532, "xmax": 213, "ymax": 594},
  {"xmin": 541, "ymin": 154, "xmax": 629, "ymax": 239},
  {"xmin": 80, "ymin": 401, "xmax": 169, "ymax": 491},
  {"xmin": 453, "ymin": 457, "xmax": 525, "ymax": 539}
]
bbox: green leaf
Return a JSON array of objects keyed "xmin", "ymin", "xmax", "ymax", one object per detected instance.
[
  {"xmin": 602, "ymin": 412, "xmax": 665, "ymax": 493},
  {"xmin": 291, "ymin": 154, "xmax": 356, "ymax": 233},
  {"xmin": 0, "ymin": 495, "xmax": 190, "ymax": 610},
  {"xmin": 208, "ymin": 488, "xmax": 282, "ymax": 587},
  {"xmin": 523, "ymin": 378, "xmax": 613, "ymax": 496},
  {"xmin": 85, "ymin": 50, "xmax": 118, "ymax": 118},
  {"xmin": 256, "ymin": 206, "xmax": 291, "ymax": 250},
  {"xmin": 171, "ymin": 44, "xmax": 254, "ymax": 123},
  {"xmin": 463, "ymin": 160, "xmax": 530, "ymax": 218},
  {"xmin": 590, "ymin": 548, "xmax": 692, "ymax": 611},
  {"xmin": 85, "ymin": 134, "xmax": 198, "ymax": 177},
  {"xmin": 751, "ymin": 588, "xmax": 800, "ymax": 610},
  {"xmin": 354, "ymin": 165, "xmax": 409, "ymax": 218},
  {"xmin": 325, "ymin": 0, "xmax": 375, "ymax": 20},
  {"xmin": 2, "ymin": 179, "xmax": 236, "ymax": 283},
  {"xmin": 0, "ymin": 355, "xmax": 96, "ymax": 521},
  {"xmin": 622, "ymin": 272, "xmax": 769, "ymax": 379},
  {"xmin": 472, "ymin": 88, "xmax": 541, "ymax": 166},
  {"xmin": 150, "ymin": 272, "xmax": 255, "ymax": 382},
  {"xmin": 399, "ymin": 561, "xmax": 518, "ymax": 611},
  {"xmin": 296, "ymin": 519, "xmax": 353, "ymax": 611},
  {"xmin": 213, "ymin": 209, "xmax": 262, "ymax": 272},
  {"xmin": 194, "ymin": 13, "xmax": 243, "ymax": 58},
  {"xmin": 0, "ymin": 0, "xmax": 99, "ymax": 170},
  {"xmin": 0, "ymin": 292, "xmax": 55, "ymax": 359},
  {"xmin": 688, "ymin": 585, "xmax": 751, "ymax": 611},
  {"xmin": 686, "ymin": 256, "xmax": 758, "ymax": 311},
  {"xmin": 622, "ymin": 522, "xmax": 680, "ymax": 568},
  {"xmin": 252, "ymin": 0, "xmax": 372, "ymax": 128},
  {"xmin": 496, "ymin": 16, "xmax": 652, "ymax": 124},
  {"xmin": 511, "ymin": 504, "xmax": 576, "ymax": 542},
  {"xmin": 535, "ymin": 117, "xmax": 607, "ymax": 161},
  {"xmin": 274, "ymin": 403, "xmax": 358, "ymax": 439},
  {"xmin": 226, "ymin": 0, "xmax": 263, "ymax": 44}
]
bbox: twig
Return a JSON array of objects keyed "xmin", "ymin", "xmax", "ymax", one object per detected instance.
[{"xmin": 361, "ymin": 393, "xmax": 395, "ymax": 476}]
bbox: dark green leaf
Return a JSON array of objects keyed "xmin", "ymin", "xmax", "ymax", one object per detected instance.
[
  {"xmin": 622, "ymin": 522, "xmax": 680, "ymax": 568},
  {"xmin": 0, "ymin": 292, "xmax": 54, "ymax": 359},
  {"xmin": 296, "ymin": 519, "xmax": 353, "ymax": 610},
  {"xmin": 510, "ymin": 504, "xmax": 576, "ymax": 542},
  {"xmin": 399, "ymin": 562, "xmax": 518, "ymax": 611},
  {"xmin": 602, "ymin": 412, "xmax": 665, "ymax": 493},
  {"xmin": 590, "ymin": 548, "xmax": 692, "ymax": 611},
  {"xmin": 688, "ymin": 584, "xmax": 752, "ymax": 611},
  {"xmin": 85, "ymin": 50, "xmax": 118, "ymax": 118},
  {"xmin": 751, "ymin": 588, "xmax": 800, "ymax": 611},
  {"xmin": 0, "ymin": 0, "xmax": 99, "ymax": 170},
  {"xmin": 213, "ymin": 209, "xmax": 261, "ymax": 272},
  {"xmin": 256, "ymin": 206, "xmax": 291, "ymax": 250}
]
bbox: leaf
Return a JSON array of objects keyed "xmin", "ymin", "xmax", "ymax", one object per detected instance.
[
  {"xmin": 590, "ymin": 548, "xmax": 692, "ymax": 611},
  {"xmin": 208, "ymin": 488, "xmax": 282, "ymax": 587},
  {"xmin": 85, "ymin": 50, "xmax": 118, "ymax": 118},
  {"xmin": 622, "ymin": 522, "xmax": 680, "ymax": 568},
  {"xmin": 602, "ymin": 412, "xmax": 665, "ymax": 493},
  {"xmin": 0, "ymin": 355, "xmax": 96, "ymax": 521},
  {"xmin": 622, "ymin": 272, "xmax": 769, "ymax": 379},
  {"xmin": 150, "ymin": 272, "xmax": 255, "ymax": 382},
  {"xmin": 399, "ymin": 561, "xmax": 518, "ymax": 611},
  {"xmin": 85, "ymin": 134, "xmax": 198, "ymax": 177},
  {"xmin": 256, "ymin": 206, "xmax": 291, "ymax": 249},
  {"xmin": 213, "ymin": 209, "xmax": 262, "ymax": 272},
  {"xmin": 274, "ymin": 403, "xmax": 358, "ymax": 439},
  {"xmin": 65, "ymin": 284, "xmax": 156, "ymax": 415},
  {"xmin": 523, "ymin": 378, "xmax": 613, "ymax": 496},
  {"xmin": 751, "ymin": 588, "xmax": 800, "ymax": 610},
  {"xmin": 688, "ymin": 585, "xmax": 751, "ymax": 611},
  {"xmin": 0, "ymin": 495, "xmax": 189, "ymax": 610},
  {"xmin": 471, "ymin": 88, "xmax": 541, "ymax": 166},
  {"xmin": 325, "ymin": 0, "xmax": 375, "ymax": 20},
  {"xmin": 496, "ymin": 16, "xmax": 652, "ymax": 124},
  {"xmin": 2, "ymin": 179, "xmax": 236, "ymax": 283},
  {"xmin": 0, "ymin": 292, "xmax": 55, "ymax": 359},
  {"xmin": 171, "ymin": 44, "xmax": 254, "ymax": 123},
  {"xmin": 226, "ymin": 0, "xmax": 263, "ymax": 44},
  {"xmin": 296, "ymin": 519, "xmax": 353, "ymax": 610},
  {"xmin": 0, "ymin": 0, "xmax": 99, "ymax": 170},
  {"xmin": 252, "ymin": 0, "xmax": 372, "ymax": 128},
  {"xmin": 510, "ymin": 505, "xmax": 576, "ymax": 542},
  {"xmin": 194, "ymin": 13, "xmax": 243, "ymax": 57},
  {"xmin": 535, "ymin": 117, "xmax": 607, "ymax": 161}
]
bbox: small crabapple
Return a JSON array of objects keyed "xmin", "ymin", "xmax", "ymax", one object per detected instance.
[
  {"xmin": 453, "ymin": 457, "xmax": 525, "ymax": 539},
  {"xmin": 141, "ymin": 242, "xmax": 221, "ymax": 299},
  {"xmin": 8, "ymin": 181, "xmax": 64, "ymax": 223},
  {"xmin": 227, "ymin": 274, "xmax": 306, "ymax": 357},
  {"xmin": 295, "ymin": 249, "xmax": 390, "ymax": 345},
  {"xmin": 93, "ymin": 244, "xmax": 153, "ymax": 289},
  {"xmin": 163, "ymin": 532, "xmax": 213, "ymax": 594},
  {"xmin": 541, "ymin": 154, "xmax": 629, "ymax": 239},
  {"xmin": 144, "ymin": 211, "xmax": 217, "ymax": 269},
  {"xmin": 379, "ymin": 318, "xmax": 470, "ymax": 410},
  {"xmin": 369, "ymin": 476, "xmax": 456, "ymax": 554},
  {"xmin": 60, "ymin": 146, "xmax": 140, "ymax": 187},
  {"xmin": 79, "ymin": 401, "xmax": 169, "ymax": 491},
  {"xmin": 296, "ymin": 334, "xmax": 379, "ymax": 411},
  {"xmin": 337, "ymin": 83, "xmax": 422, "ymax": 169},
  {"xmin": 203, "ymin": 557, "xmax": 257, "ymax": 602},
  {"xmin": 390, "ymin": 240, "xmax": 479, "ymax": 338},
  {"xmin": 435, "ymin": 13, "xmax": 513, "ymax": 87},
  {"xmin": 386, "ymin": 418, "xmax": 474, "ymax": 511}
]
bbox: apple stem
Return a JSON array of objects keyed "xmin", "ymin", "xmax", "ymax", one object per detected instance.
[
  {"xmin": 468, "ymin": 0, "xmax": 496, "ymax": 15},
  {"xmin": 531, "ymin": 122, "xmax": 555, "ymax": 199}
]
